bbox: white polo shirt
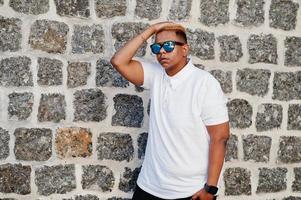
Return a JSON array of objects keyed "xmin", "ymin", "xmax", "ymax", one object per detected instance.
[{"xmin": 137, "ymin": 59, "xmax": 229, "ymax": 199}]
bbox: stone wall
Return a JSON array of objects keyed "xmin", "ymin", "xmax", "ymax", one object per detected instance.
[{"xmin": 0, "ymin": 0, "xmax": 300, "ymax": 199}]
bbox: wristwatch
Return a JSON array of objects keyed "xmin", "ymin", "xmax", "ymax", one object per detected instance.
[{"xmin": 204, "ymin": 183, "xmax": 218, "ymax": 196}]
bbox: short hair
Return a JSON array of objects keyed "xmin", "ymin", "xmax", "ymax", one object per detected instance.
[{"xmin": 155, "ymin": 24, "xmax": 187, "ymax": 44}]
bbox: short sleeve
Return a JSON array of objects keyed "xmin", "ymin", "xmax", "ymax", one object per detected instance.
[
  {"xmin": 139, "ymin": 60, "xmax": 161, "ymax": 90},
  {"xmin": 200, "ymin": 75, "xmax": 229, "ymax": 126}
]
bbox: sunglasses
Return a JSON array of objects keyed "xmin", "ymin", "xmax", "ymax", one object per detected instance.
[{"xmin": 150, "ymin": 41, "xmax": 185, "ymax": 54}]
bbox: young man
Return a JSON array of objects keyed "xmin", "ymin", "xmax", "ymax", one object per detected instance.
[{"xmin": 111, "ymin": 22, "xmax": 230, "ymax": 200}]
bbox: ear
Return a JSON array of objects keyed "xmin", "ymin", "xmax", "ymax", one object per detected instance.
[{"xmin": 182, "ymin": 44, "xmax": 189, "ymax": 57}]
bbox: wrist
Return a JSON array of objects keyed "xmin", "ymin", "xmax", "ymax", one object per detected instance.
[{"xmin": 204, "ymin": 183, "xmax": 218, "ymax": 196}]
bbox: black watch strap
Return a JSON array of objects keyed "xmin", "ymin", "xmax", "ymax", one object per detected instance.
[{"xmin": 204, "ymin": 183, "xmax": 218, "ymax": 195}]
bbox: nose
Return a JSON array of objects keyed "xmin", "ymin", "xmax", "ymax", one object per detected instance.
[{"xmin": 159, "ymin": 46, "xmax": 166, "ymax": 54}]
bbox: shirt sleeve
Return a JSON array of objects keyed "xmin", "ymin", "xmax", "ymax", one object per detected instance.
[
  {"xmin": 200, "ymin": 75, "xmax": 229, "ymax": 126},
  {"xmin": 139, "ymin": 60, "xmax": 161, "ymax": 90}
]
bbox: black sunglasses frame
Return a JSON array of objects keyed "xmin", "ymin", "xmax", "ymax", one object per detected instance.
[{"xmin": 150, "ymin": 41, "xmax": 185, "ymax": 54}]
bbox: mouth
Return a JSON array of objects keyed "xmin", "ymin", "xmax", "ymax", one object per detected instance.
[{"xmin": 159, "ymin": 58, "xmax": 169, "ymax": 63}]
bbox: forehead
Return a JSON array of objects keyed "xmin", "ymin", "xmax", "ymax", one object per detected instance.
[{"xmin": 155, "ymin": 30, "xmax": 178, "ymax": 43}]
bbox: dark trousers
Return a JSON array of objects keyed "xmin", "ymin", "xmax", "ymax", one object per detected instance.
[{"xmin": 132, "ymin": 185, "xmax": 192, "ymax": 200}]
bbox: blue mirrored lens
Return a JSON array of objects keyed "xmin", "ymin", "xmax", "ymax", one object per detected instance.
[
  {"xmin": 163, "ymin": 41, "xmax": 175, "ymax": 52},
  {"xmin": 151, "ymin": 44, "xmax": 161, "ymax": 54}
]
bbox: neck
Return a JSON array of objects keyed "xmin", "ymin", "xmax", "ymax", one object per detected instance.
[{"xmin": 166, "ymin": 58, "xmax": 188, "ymax": 76}]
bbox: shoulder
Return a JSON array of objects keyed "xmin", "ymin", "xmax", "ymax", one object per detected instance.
[{"xmin": 190, "ymin": 64, "xmax": 218, "ymax": 85}]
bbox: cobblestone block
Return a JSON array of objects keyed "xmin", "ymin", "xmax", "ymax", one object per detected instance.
[
  {"xmin": 236, "ymin": 68, "xmax": 271, "ymax": 96},
  {"xmin": 37, "ymin": 57, "xmax": 63, "ymax": 86},
  {"xmin": 0, "ymin": 163, "xmax": 31, "ymax": 194},
  {"xmin": 168, "ymin": 0, "xmax": 192, "ymax": 21},
  {"xmin": 9, "ymin": 0, "xmax": 49, "ymax": 15},
  {"xmin": 29, "ymin": 20, "xmax": 69, "ymax": 53},
  {"xmin": 97, "ymin": 132, "xmax": 134, "ymax": 162},
  {"xmin": 256, "ymin": 167, "xmax": 287, "ymax": 193},
  {"xmin": 67, "ymin": 62, "xmax": 91, "ymax": 88},
  {"xmin": 95, "ymin": 0, "xmax": 126, "ymax": 18},
  {"xmin": 269, "ymin": 0, "xmax": 299, "ymax": 31},
  {"xmin": 73, "ymin": 89, "xmax": 107, "ymax": 122},
  {"xmin": 8, "ymin": 92, "xmax": 34, "ymax": 120},
  {"xmin": 0, "ymin": 128, "xmax": 9, "ymax": 160},
  {"xmin": 210, "ymin": 70, "xmax": 232, "ymax": 93},
  {"xmin": 283, "ymin": 197, "xmax": 301, "ymax": 200},
  {"xmin": 0, "ymin": 56, "xmax": 33, "ymax": 86},
  {"xmin": 55, "ymin": 127, "xmax": 92, "ymax": 158},
  {"xmin": 187, "ymin": 29, "xmax": 215, "ymax": 60},
  {"xmin": 273, "ymin": 72, "xmax": 301, "ymax": 101},
  {"xmin": 96, "ymin": 59, "xmax": 129, "ymax": 88},
  {"xmin": 288, "ymin": 104, "xmax": 301, "ymax": 130},
  {"xmin": 234, "ymin": 0, "xmax": 265, "ymax": 26},
  {"xmin": 225, "ymin": 134, "xmax": 238, "ymax": 162},
  {"xmin": 217, "ymin": 35, "xmax": 243, "ymax": 62},
  {"xmin": 224, "ymin": 167, "xmax": 251, "ymax": 195},
  {"xmin": 243, "ymin": 135, "xmax": 271, "ymax": 162},
  {"xmin": 135, "ymin": 0, "xmax": 161, "ymax": 20},
  {"xmin": 199, "ymin": 0, "xmax": 229, "ymax": 26},
  {"xmin": 285, "ymin": 37, "xmax": 301, "ymax": 66},
  {"xmin": 54, "ymin": 0, "xmax": 89, "ymax": 18},
  {"xmin": 278, "ymin": 136, "xmax": 301, "ymax": 163},
  {"xmin": 35, "ymin": 164, "xmax": 76, "ymax": 196},
  {"xmin": 227, "ymin": 99, "xmax": 252, "ymax": 129},
  {"xmin": 138, "ymin": 132, "xmax": 148, "ymax": 159},
  {"xmin": 82, "ymin": 165, "xmax": 114, "ymax": 192},
  {"xmin": 119, "ymin": 167, "xmax": 141, "ymax": 192},
  {"xmin": 256, "ymin": 104, "xmax": 282, "ymax": 131},
  {"xmin": 0, "ymin": 0, "xmax": 3, "ymax": 5},
  {"xmin": 248, "ymin": 34, "xmax": 277, "ymax": 64},
  {"xmin": 74, "ymin": 195, "xmax": 99, "ymax": 200},
  {"xmin": 112, "ymin": 94, "xmax": 144, "ymax": 127},
  {"xmin": 72, "ymin": 25, "xmax": 104, "ymax": 54},
  {"xmin": 38, "ymin": 93, "xmax": 66, "ymax": 122},
  {"xmin": 14, "ymin": 128, "xmax": 52, "ymax": 161},
  {"xmin": 112, "ymin": 22, "xmax": 148, "ymax": 57},
  {"xmin": 292, "ymin": 168, "xmax": 301, "ymax": 192},
  {"xmin": 135, "ymin": 85, "xmax": 144, "ymax": 92},
  {"xmin": 107, "ymin": 198, "xmax": 131, "ymax": 200},
  {"xmin": 0, "ymin": 16, "xmax": 22, "ymax": 52}
]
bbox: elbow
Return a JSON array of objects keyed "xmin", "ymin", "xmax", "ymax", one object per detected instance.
[{"xmin": 110, "ymin": 56, "xmax": 119, "ymax": 68}]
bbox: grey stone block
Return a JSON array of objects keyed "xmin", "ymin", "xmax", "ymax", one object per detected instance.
[
  {"xmin": 285, "ymin": 36, "xmax": 301, "ymax": 66},
  {"xmin": 9, "ymin": 0, "xmax": 49, "ymax": 15},
  {"xmin": 256, "ymin": 104, "xmax": 282, "ymax": 131},
  {"xmin": 283, "ymin": 197, "xmax": 301, "ymax": 200},
  {"xmin": 256, "ymin": 167, "xmax": 287, "ymax": 193},
  {"xmin": 95, "ymin": 0, "xmax": 126, "ymax": 18},
  {"xmin": 72, "ymin": 25, "xmax": 104, "ymax": 54},
  {"xmin": 37, "ymin": 57, "xmax": 63, "ymax": 86},
  {"xmin": 0, "ymin": 128, "xmax": 9, "ymax": 160},
  {"xmin": 0, "ymin": 163, "xmax": 31, "ymax": 194},
  {"xmin": 225, "ymin": 134, "xmax": 238, "ymax": 162},
  {"xmin": 67, "ymin": 62, "xmax": 91, "ymax": 88},
  {"xmin": 96, "ymin": 59, "xmax": 129, "ymax": 88},
  {"xmin": 0, "ymin": 56, "xmax": 33, "ymax": 86},
  {"xmin": 269, "ymin": 0, "xmax": 299, "ymax": 31},
  {"xmin": 224, "ymin": 167, "xmax": 251, "ymax": 195},
  {"xmin": 210, "ymin": 70, "xmax": 232, "ymax": 93},
  {"xmin": 75, "ymin": 195, "xmax": 99, "ymax": 200},
  {"xmin": 54, "ymin": 0, "xmax": 89, "ymax": 18},
  {"xmin": 0, "ymin": 16, "xmax": 22, "ymax": 52},
  {"xmin": 135, "ymin": 85, "xmax": 144, "ymax": 92},
  {"xmin": 8, "ymin": 92, "xmax": 34, "ymax": 120},
  {"xmin": 236, "ymin": 68, "xmax": 271, "ymax": 96},
  {"xmin": 187, "ymin": 29, "xmax": 215, "ymax": 60},
  {"xmin": 0, "ymin": 0, "xmax": 3, "ymax": 5},
  {"xmin": 135, "ymin": 0, "xmax": 161, "ymax": 20},
  {"xmin": 119, "ymin": 167, "xmax": 141, "ymax": 192},
  {"xmin": 217, "ymin": 35, "xmax": 243, "ymax": 62},
  {"xmin": 138, "ymin": 132, "xmax": 148, "ymax": 159},
  {"xmin": 14, "ymin": 128, "xmax": 52, "ymax": 161},
  {"xmin": 97, "ymin": 132, "xmax": 134, "ymax": 162},
  {"xmin": 273, "ymin": 72, "xmax": 301, "ymax": 101},
  {"xmin": 112, "ymin": 94, "xmax": 144, "ymax": 127},
  {"xmin": 278, "ymin": 136, "xmax": 301, "ymax": 163},
  {"xmin": 29, "ymin": 20, "xmax": 69, "ymax": 53},
  {"xmin": 73, "ymin": 89, "xmax": 107, "ymax": 122},
  {"xmin": 234, "ymin": 0, "xmax": 265, "ymax": 26},
  {"xmin": 243, "ymin": 134, "xmax": 271, "ymax": 162},
  {"xmin": 38, "ymin": 93, "xmax": 66, "ymax": 122},
  {"xmin": 168, "ymin": 0, "xmax": 192, "ymax": 21},
  {"xmin": 288, "ymin": 104, "xmax": 301, "ymax": 130},
  {"xmin": 82, "ymin": 165, "xmax": 114, "ymax": 192},
  {"xmin": 112, "ymin": 22, "xmax": 148, "ymax": 57},
  {"xmin": 107, "ymin": 198, "xmax": 131, "ymax": 200},
  {"xmin": 248, "ymin": 34, "xmax": 277, "ymax": 64},
  {"xmin": 227, "ymin": 99, "xmax": 252, "ymax": 129},
  {"xmin": 292, "ymin": 168, "xmax": 301, "ymax": 192},
  {"xmin": 199, "ymin": 0, "xmax": 229, "ymax": 26},
  {"xmin": 35, "ymin": 164, "xmax": 76, "ymax": 196}
]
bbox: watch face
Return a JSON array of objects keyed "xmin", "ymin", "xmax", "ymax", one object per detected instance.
[{"xmin": 204, "ymin": 183, "xmax": 218, "ymax": 195}]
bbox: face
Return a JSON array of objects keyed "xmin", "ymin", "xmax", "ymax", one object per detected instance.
[{"xmin": 154, "ymin": 31, "xmax": 189, "ymax": 72}]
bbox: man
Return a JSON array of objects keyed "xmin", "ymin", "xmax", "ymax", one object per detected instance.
[{"xmin": 110, "ymin": 22, "xmax": 230, "ymax": 200}]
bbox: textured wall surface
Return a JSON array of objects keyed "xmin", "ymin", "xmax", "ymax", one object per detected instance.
[{"xmin": 0, "ymin": 0, "xmax": 301, "ymax": 199}]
